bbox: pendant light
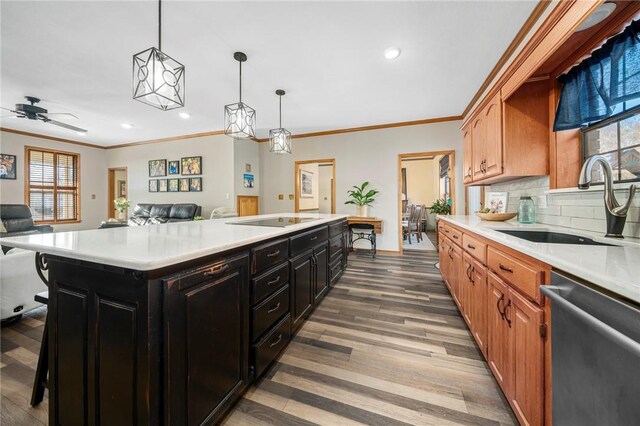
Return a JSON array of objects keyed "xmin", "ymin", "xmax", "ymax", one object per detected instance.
[
  {"xmin": 269, "ymin": 90, "xmax": 292, "ymax": 154},
  {"xmin": 224, "ymin": 52, "xmax": 256, "ymax": 139},
  {"xmin": 133, "ymin": 0, "xmax": 185, "ymax": 110}
]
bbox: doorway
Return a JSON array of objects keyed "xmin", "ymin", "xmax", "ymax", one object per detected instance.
[
  {"xmin": 398, "ymin": 151, "xmax": 455, "ymax": 255},
  {"xmin": 294, "ymin": 159, "xmax": 335, "ymax": 213},
  {"xmin": 107, "ymin": 167, "xmax": 127, "ymax": 219}
]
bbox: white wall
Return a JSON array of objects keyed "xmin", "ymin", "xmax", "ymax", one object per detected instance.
[
  {"xmin": 0, "ymin": 130, "xmax": 107, "ymax": 231},
  {"xmin": 234, "ymin": 138, "xmax": 260, "ymax": 199},
  {"xmin": 259, "ymin": 120, "xmax": 464, "ymax": 251},
  {"xmin": 106, "ymin": 134, "xmax": 235, "ymax": 218},
  {"xmin": 318, "ymin": 165, "xmax": 333, "ymax": 213},
  {"xmin": 298, "ymin": 163, "xmax": 319, "ymax": 211}
]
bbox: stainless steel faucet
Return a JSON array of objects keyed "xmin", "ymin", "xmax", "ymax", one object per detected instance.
[{"xmin": 578, "ymin": 155, "xmax": 636, "ymax": 238}]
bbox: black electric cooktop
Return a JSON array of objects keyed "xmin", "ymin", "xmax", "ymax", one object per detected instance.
[{"xmin": 229, "ymin": 217, "xmax": 317, "ymax": 227}]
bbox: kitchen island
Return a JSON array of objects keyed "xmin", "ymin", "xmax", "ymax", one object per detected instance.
[{"xmin": 0, "ymin": 213, "xmax": 350, "ymax": 425}]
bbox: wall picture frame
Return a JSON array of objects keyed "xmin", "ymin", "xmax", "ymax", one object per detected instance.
[
  {"xmin": 300, "ymin": 169, "xmax": 314, "ymax": 198},
  {"xmin": 158, "ymin": 179, "xmax": 168, "ymax": 192},
  {"xmin": 181, "ymin": 156, "xmax": 202, "ymax": 175},
  {"xmin": 189, "ymin": 177, "xmax": 202, "ymax": 192},
  {"xmin": 149, "ymin": 179, "xmax": 158, "ymax": 192},
  {"xmin": 168, "ymin": 178, "xmax": 179, "ymax": 192},
  {"xmin": 179, "ymin": 178, "xmax": 190, "ymax": 192},
  {"xmin": 149, "ymin": 159, "xmax": 167, "ymax": 177},
  {"xmin": 0, "ymin": 154, "xmax": 17, "ymax": 180},
  {"xmin": 118, "ymin": 180, "xmax": 126, "ymax": 197},
  {"xmin": 243, "ymin": 173, "xmax": 254, "ymax": 188},
  {"xmin": 168, "ymin": 160, "xmax": 180, "ymax": 175}
]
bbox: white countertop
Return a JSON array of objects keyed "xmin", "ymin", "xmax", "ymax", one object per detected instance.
[
  {"xmin": 437, "ymin": 215, "xmax": 640, "ymax": 304},
  {"xmin": 0, "ymin": 213, "xmax": 348, "ymax": 271}
]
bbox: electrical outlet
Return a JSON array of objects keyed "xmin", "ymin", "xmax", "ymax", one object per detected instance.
[
  {"xmin": 91, "ymin": 194, "xmax": 96, "ymax": 199},
  {"xmin": 289, "ymin": 194, "xmax": 294, "ymax": 200},
  {"xmin": 278, "ymin": 194, "xmax": 284, "ymax": 200},
  {"xmin": 225, "ymin": 193, "xmax": 230, "ymax": 200},
  {"xmin": 537, "ymin": 195, "xmax": 547, "ymax": 209}
]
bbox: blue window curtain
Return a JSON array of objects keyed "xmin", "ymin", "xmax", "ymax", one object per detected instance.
[{"xmin": 553, "ymin": 20, "xmax": 640, "ymax": 131}]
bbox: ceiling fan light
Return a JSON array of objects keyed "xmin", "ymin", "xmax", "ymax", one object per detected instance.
[{"xmin": 133, "ymin": 47, "xmax": 185, "ymax": 110}]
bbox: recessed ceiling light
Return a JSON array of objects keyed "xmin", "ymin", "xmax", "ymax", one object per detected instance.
[
  {"xmin": 576, "ymin": 2, "xmax": 616, "ymax": 31},
  {"xmin": 179, "ymin": 112, "xmax": 191, "ymax": 119},
  {"xmin": 76, "ymin": 132, "xmax": 87, "ymax": 136},
  {"xmin": 384, "ymin": 47, "xmax": 401, "ymax": 60},
  {"xmin": 121, "ymin": 123, "xmax": 134, "ymax": 129}
]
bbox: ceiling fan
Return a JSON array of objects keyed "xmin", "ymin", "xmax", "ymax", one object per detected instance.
[{"xmin": 1, "ymin": 96, "xmax": 88, "ymax": 134}]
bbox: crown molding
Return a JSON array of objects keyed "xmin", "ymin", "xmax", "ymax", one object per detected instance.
[
  {"xmin": 0, "ymin": 127, "xmax": 105, "ymax": 150},
  {"xmin": 105, "ymin": 130, "xmax": 226, "ymax": 150}
]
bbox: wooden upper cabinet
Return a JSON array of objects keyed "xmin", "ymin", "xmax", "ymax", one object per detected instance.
[
  {"xmin": 462, "ymin": 79, "xmax": 549, "ymax": 185},
  {"xmin": 471, "ymin": 116, "xmax": 484, "ymax": 181},
  {"xmin": 462, "ymin": 125, "xmax": 473, "ymax": 183},
  {"xmin": 482, "ymin": 93, "xmax": 503, "ymax": 178}
]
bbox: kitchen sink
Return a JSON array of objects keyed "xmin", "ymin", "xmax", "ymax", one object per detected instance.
[{"xmin": 494, "ymin": 230, "xmax": 619, "ymax": 246}]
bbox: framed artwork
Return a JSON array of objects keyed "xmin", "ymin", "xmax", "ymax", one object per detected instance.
[
  {"xmin": 485, "ymin": 192, "xmax": 508, "ymax": 213},
  {"xmin": 189, "ymin": 177, "xmax": 202, "ymax": 192},
  {"xmin": 0, "ymin": 154, "xmax": 17, "ymax": 180},
  {"xmin": 149, "ymin": 179, "xmax": 158, "ymax": 192},
  {"xmin": 179, "ymin": 178, "xmax": 190, "ymax": 192},
  {"xmin": 300, "ymin": 169, "xmax": 314, "ymax": 198},
  {"xmin": 243, "ymin": 173, "xmax": 254, "ymax": 188},
  {"xmin": 168, "ymin": 160, "xmax": 180, "ymax": 175},
  {"xmin": 181, "ymin": 156, "xmax": 202, "ymax": 175},
  {"xmin": 158, "ymin": 179, "xmax": 168, "ymax": 192},
  {"xmin": 149, "ymin": 159, "xmax": 167, "ymax": 177},
  {"xmin": 118, "ymin": 180, "xmax": 126, "ymax": 197},
  {"xmin": 168, "ymin": 179, "xmax": 179, "ymax": 192}
]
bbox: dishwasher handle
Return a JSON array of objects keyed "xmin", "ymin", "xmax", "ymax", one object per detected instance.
[{"xmin": 541, "ymin": 286, "xmax": 640, "ymax": 357}]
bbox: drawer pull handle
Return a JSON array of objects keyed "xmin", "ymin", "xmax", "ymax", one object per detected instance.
[
  {"xmin": 267, "ymin": 276, "xmax": 281, "ymax": 286},
  {"xmin": 267, "ymin": 250, "xmax": 281, "ymax": 258},
  {"xmin": 269, "ymin": 334, "xmax": 283, "ymax": 348},
  {"xmin": 497, "ymin": 294, "xmax": 506, "ymax": 319},
  {"xmin": 467, "ymin": 244, "xmax": 476, "ymax": 250},
  {"xmin": 444, "ymin": 229, "xmax": 450, "ymax": 233},
  {"xmin": 452, "ymin": 234, "xmax": 459, "ymax": 239},
  {"xmin": 267, "ymin": 303, "xmax": 281, "ymax": 314},
  {"xmin": 310, "ymin": 236, "xmax": 318, "ymax": 241},
  {"xmin": 204, "ymin": 264, "xmax": 229, "ymax": 276},
  {"xmin": 499, "ymin": 263, "xmax": 514, "ymax": 273},
  {"xmin": 504, "ymin": 300, "xmax": 512, "ymax": 327}
]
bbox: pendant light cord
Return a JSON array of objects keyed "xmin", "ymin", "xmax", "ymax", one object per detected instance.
[
  {"xmin": 158, "ymin": 0, "xmax": 162, "ymax": 50},
  {"xmin": 279, "ymin": 94, "xmax": 282, "ymax": 128},
  {"xmin": 239, "ymin": 61, "xmax": 243, "ymax": 103}
]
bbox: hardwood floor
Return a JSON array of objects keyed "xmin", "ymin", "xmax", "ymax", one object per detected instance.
[{"xmin": 0, "ymin": 250, "xmax": 516, "ymax": 425}]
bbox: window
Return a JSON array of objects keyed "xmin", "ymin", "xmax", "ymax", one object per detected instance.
[
  {"xmin": 26, "ymin": 147, "xmax": 80, "ymax": 223},
  {"xmin": 582, "ymin": 100, "xmax": 640, "ymax": 184}
]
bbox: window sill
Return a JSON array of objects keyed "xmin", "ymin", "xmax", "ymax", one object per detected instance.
[
  {"xmin": 35, "ymin": 220, "xmax": 82, "ymax": 225},
  {"xmin": 546, "ymin": 182, "xmax": 637, "ymax": 195}
]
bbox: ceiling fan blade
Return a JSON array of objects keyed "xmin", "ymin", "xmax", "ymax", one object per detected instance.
[
  {"xmin": 46, "ymin": 119, "xmax": 88, "ymax": 133},
  {"xmin": 39, "ymin": 112, "xmax": 79, "ymax": 119},
  {"xmin": 1, "ymin": 107, "xmax": 19, "ymax": 113},
  {"xmin": 0, "ymin": 115, "xmax": 19, "ymax": 119}
]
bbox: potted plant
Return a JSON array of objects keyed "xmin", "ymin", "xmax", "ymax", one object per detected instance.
[
  {"xmin": 429, "ymin": 198, "xmax": 451, "ymax": 215},
  {"xmin": 114, "ymin": 197, "xmax": 130, "ymax": 221},
  {"xmin": 345, "ymin": 181, "xmax": 379, "ymax": 217}
]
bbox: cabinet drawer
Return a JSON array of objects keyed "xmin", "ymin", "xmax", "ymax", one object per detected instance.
[
  {"xmin": 487, "ymin": 247, "xmax": 544, "ymax": 303},
  {"xmin": 330, "ymin": 258, "xmax": 343, "ymax": 284},
  {"xmin": 290, "ymin": 226, "xmax": 328, "ymax": 257},
  {"xmin": 330, "ymin": 248, "xmax": 343, "ymax": 264},
  {"xmin": 253, "ymin": 314, "xmax": 291, "ymax": 378},
  {"xmin": 252, "ymin": 262, "xmax": 289, "ymax": 304},
  {"xmin": 251, "ymin": 238, "xmax": 289, "ymax": 275},
  {"xmin": 443, "ymin": 224, "xmax": 463, "ymax": 246},
  {"xmin": 329, "ymin": 221, "xmax": 345, "ymax": 238},
  {"xmin": 168, "ymin": 254, "xmax": 247, "ymax": 292},
  {"xmin": 252, "ymin": 284, "xmax": 290, "ymax": 340},
  {"xmin": 329, "ymin": 235, "xmax": 343, "ymax": 258},
  {"xmin": 463, "ymin": 233, "xmax": 487, "ymax": 264}
]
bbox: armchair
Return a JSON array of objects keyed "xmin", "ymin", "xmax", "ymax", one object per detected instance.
[{"xmin": 1, "ymin": 204, "xmax": 53, "ymax": 253}]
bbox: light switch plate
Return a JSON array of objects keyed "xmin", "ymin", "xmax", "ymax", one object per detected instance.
[
  {"xmin": 289, "ymin": 194, "xmax": 294, "ymax": 200},
  {"xmin": 225, "ymin": 193, "xmax": 230, "ymax": 200},
  {"xmin": 537, "ymin": 195, "xmax": 547, "ymax": 209}
]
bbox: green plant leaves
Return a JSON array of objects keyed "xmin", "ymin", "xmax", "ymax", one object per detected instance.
[{"xmin": 345, "ymin": 181, "xmax": 379, "ymax": 206}]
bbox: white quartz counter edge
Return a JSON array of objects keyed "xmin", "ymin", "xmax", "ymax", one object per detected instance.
[
  {"xmin": 437, "ymin": 215, "xmax": 640, "ymax": 304},
  {"xmin": 0, "ymin": 213, "xmax": 349, "ymax": 271}
]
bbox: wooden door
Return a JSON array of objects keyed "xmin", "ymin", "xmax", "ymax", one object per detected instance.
[
  {"xmin": 509, "ymin": 288, "xmax": 544, "ymax": 426},
  {"xmin": 461, "ymin": 253, "xmax": 473, "ymax": 326},
  {"xmin": 470, "ymin": 259, "xmax": 488, "ymax": 358},
  {"xmin": 313, "ymin": 242, "xmax": 329, "ymax": 303},
  {"xmin": 487, "ymin": 272, "xmax": 511, "ymax": 395},
  {"xmin": 237, "ymin": 196, "xmax": 259, "ymax": 217},
  {"xmin": 290, "ymin": 250, "xmax": 314, "ymax": 332},
  {"xmin": 450, "ymin": 243, "xmax": 463, "ymax": 309},
  {"xmin": 462, "ymin": 124, "xmax": 473, "ymax": 184},
  {"xmin": 483, "ymin": 93, "xmax": 503, "ymax": 178},
  {"xmin": 471, "ymin": 116, "xmax": 485, "ymax": 181}
]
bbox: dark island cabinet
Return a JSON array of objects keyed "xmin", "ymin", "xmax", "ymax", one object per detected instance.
[
  {"xmin": 163, "ymin": 253, "xmax": 250, "ymax": 426},
  {"xmin": 290, "ymin": 248, "xmax": 315, "ymax": 332},
  {"xmin": 314, "ymin": 241, "xmax": 329, "ymax": 302}
]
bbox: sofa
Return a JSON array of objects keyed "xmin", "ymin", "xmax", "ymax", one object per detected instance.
[
  {"xmin": 0, "ymin": 248, "xmax": 48, "ymax": 322},
  {"xmin": 128, "ymin": 203, "xmax": 202, "ymax": 226},
  {"xmin": 1, "ymin": 204, "xmax": 53, "ymax": 253}
]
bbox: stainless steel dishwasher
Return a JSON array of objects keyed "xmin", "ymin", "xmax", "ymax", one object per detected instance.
[{"xmin": 541, "ymin": 272, "xmax": 640, "ymax": 426}]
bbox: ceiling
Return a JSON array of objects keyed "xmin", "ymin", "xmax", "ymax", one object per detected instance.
[{"xmin": 0, "ymin": 1, "xmax": 539, "ymax": 147}]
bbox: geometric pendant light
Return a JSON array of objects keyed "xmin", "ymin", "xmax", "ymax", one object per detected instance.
[
  {"xmin": 133, "ymin": 0, "xmax": 185, "ymax": 110},
  {"xmin": 224, "ymin": 52, "xmax": 256, "ymax": 138},
  {"xmin": 269, "ymin": 89, "xmax": 292, "ymax": 154}
]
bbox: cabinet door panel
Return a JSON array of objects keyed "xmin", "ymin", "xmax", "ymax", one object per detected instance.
[
  {"xmin": 471, "ymin": 260, "xmax": 488, "ymax": 358},
  {"xmin": 487, "ymin": 272, "xmax": 511, "ymax": 394},
  {"xmin": 463, "ymin": 125, "xmax": 473, "ymax": 183},
  {"xmin": 483, "ymin": 93, "xmax": 503, "ymax": 178},
  {"xmin": 290, "ymin": 250, "xmax": 314, "ymax": 331},
  {"xmin": 314, "ymin": 243, "xmax": 329, "ymax": 303},
  {"xmin": 509, "ymin": 288, "xmax": 544, "ymax": 426},
  {"xmin": 471, "ymin": 117, "xmax": 485, "ymax": 180},
  {"xmin": 461, "ymin": 254, "xmax": 473, "ymax": 326},
  {"xmin": 450, "ymin": 244, "xmax": 463, "ymax": 309}
]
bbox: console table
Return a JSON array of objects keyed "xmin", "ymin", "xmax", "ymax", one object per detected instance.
[{"xmin": 347, "ymin": 216, "xmax": 383, "ymax": 257}]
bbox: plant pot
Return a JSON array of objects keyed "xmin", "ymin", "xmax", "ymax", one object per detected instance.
[
  {"xmin": 356, "ymin": 205, "xmax": 369, "ymax": 217},
  {"xmin": 118, "ymin": 211, "xmax": 126, "ymax": 221}
]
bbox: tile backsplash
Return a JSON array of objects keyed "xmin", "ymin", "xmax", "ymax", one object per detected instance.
[{"xmin": 489, "ymin": 176, "xmax": 640, "ymax": 238}]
